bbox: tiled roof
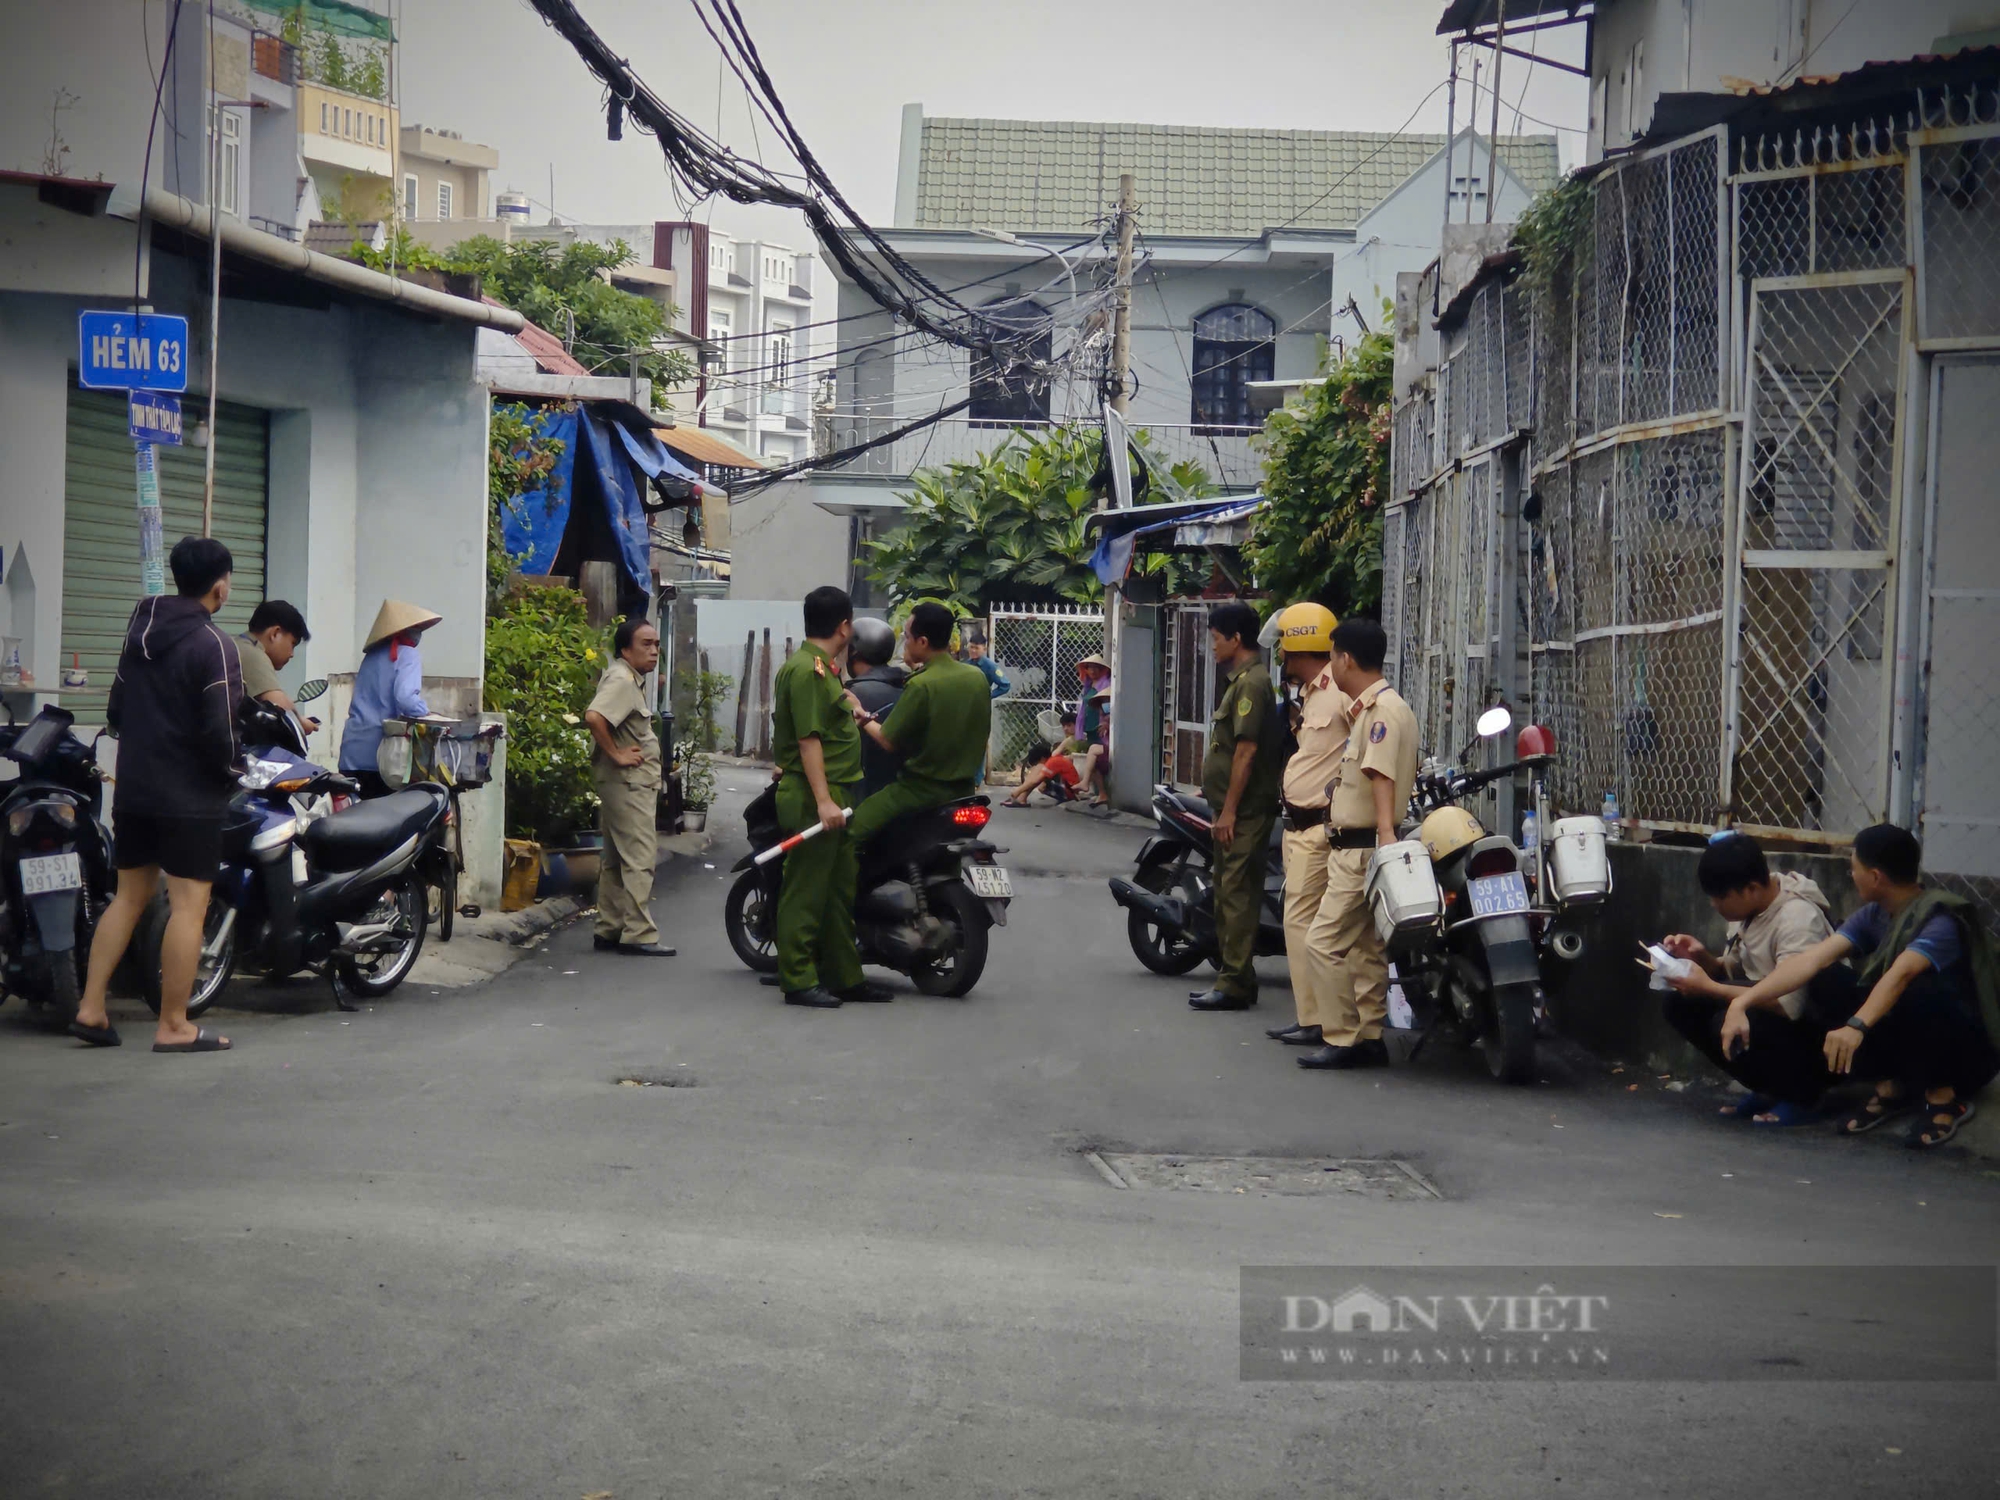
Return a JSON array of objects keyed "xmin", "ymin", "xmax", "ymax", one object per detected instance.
[{"xmin": 910, "ymin": 118, "xmax": 1562, "ymax": 236}]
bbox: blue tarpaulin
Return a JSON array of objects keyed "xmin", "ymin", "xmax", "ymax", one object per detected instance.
[
  {"xmin": 497, "ymin": 406, "xmax": 578, "ymax": 577},
  {"xmin": 1087, "ymin": 496, "xmax": 1265, "ymax": 585},
  {"xmin": 577, "ymin": 408, "xmax": 656, "ymax": 595}
]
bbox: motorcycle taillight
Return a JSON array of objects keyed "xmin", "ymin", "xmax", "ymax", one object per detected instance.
[
  {"xmin": 951, "ymin": 804, "xmax": 991, "ymax": 830},
  {"xmin": 1467, "ymin": 847, "xmax": 1518, "ymax": 879}
]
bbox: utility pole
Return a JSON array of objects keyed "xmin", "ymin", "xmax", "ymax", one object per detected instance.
[
  {"xmin": 1487, "ymin": 0, "xmax": 1508, "ymax": 224},
  {"xmin": 1109, "ymin": 172, "xmax": 1136, "ymax": 415}
]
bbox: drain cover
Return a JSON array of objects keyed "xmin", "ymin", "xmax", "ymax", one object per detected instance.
[{"xmin": 1090, "ymin": 1152, "xmax": 1439, "ymax": 1200}]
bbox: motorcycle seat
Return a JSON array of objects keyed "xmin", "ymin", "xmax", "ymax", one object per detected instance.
[
  {"xmin": 303, "ymin": 787, "xmax": 445, "ymax": 871},
  {"xmin": 1163, "ymin": 791, "xmax": 1213, "ymax": 821}
]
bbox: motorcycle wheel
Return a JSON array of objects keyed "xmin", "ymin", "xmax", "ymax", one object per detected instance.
[
  {"xmin": 140, "ymin": 892, "xmax": 238, "ymax": 1019},
  {"xmin": 911, "ymin": 883, "xmax": 989, "ymax": 998},
  {"xmin": 26, "ymin": 950, "xmax": 82, "ymax": 1026},
  {"xmin": 335, "ymin": 877, "xmax": 428, "ymax": 998},
  {"xmin": 1483, "ymin": 979, "xmax": 1539, "ymax": 1085},
  {"xmin": 724, "ymin": 869, "xmax": 780, "ymax": 974},
  {"xmin": 1126, "ymin": 862, "xmax": 1207, "ymax": 976},
  {"xmin": 432, "ymin": 855, "xmax": 457, "ymax": 944}
]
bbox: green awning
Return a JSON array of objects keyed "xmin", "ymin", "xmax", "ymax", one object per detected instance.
[{"xmin": 238, "ymin": 0, "xmax": 395, "ymax": 42}]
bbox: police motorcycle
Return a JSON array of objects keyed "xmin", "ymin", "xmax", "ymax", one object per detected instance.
[
  {"xmin": 724, "ymin": 777, "xmax": 1011, "ymax": 998},
  {"xmin": 1368, "ymin": 707, "xmax": 1610, "ymax": 1084},
  {"xmin": 135, "ymin": 692, "xmax": 449, "ymax": 1017},
  {"xmin": 1107, "ymin": 785, "xmax": 1286, "ymax": 975},
  {"xmin": 0, "ymin": 706, "xmax": 115, "ymax": 1023}
]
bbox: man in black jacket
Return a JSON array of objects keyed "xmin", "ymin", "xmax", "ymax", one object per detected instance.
[
  {"xmin": 846, "ymin": 616, "xmax": 908, "ymax": 800},
  {"xmin": 69, "ymin": 537, "xmax": 244, "ymax": 1054}
]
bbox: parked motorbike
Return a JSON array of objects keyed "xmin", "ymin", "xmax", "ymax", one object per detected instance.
[
  {"xmin": 135, "ymin": 736, "xmax": 449, "ymax": 1018},
  {"xmin": 0, "ymin": 706, "xmax": 114, "ymax": 1022},
  {"xmin": 1107, "ymin": 785, "xmax": 1286, "ymax": 975},
  {"xmin": 1370, "ymin": 707, "xmax": 1610, "ymax": 1084},
  {"xmin": 724, "ymin": 778, "xmax": 1011, "ymax": 997}
]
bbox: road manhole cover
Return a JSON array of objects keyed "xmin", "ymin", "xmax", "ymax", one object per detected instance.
[
  {"xmin": 1088, "ymin": 1152, "xmax": 1439, "ymax": 1200},
  {"xmin": 614, "ymin": 1074, "xmax": 697, "ymax": 1088}
]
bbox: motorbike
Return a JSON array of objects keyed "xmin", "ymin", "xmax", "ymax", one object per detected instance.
[
  {"xmin": 1107, "ymin": 785, "xmax": 1286, "ymax": 976},
  {"xmin": 724, "ymin": 778, "xmax": 1011, "ymax": 998},
  {"xmin": 135, "ymin": 726, "xmax": 450, "ymax": 1018},
  {"xmin": 1373, "ymin": 706, "xmax": 1610, "ymax": 1084},
  {"xmin": 0, "ymin": 706, "xmax": 115, "ymax": 1022}
]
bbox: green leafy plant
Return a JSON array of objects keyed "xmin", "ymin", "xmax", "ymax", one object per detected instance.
[
  {"xmin": 866, "ymin": 426, "xmax": 1213, "ymax": 612},
  {"xmin": 487, "ymin": 402, "xmax": 571, "ymax": 600},
  {"xmin": 346, "ymin": 236, "xmax": 696, "ymax": 406},
  {"xmin": 1513, "ymin": 172, "xmax": 1593, "ymax": 302},
  {"xmin": 1244, "ymin": 332, "xmax": 1393, "ymax": 616},
  {"xmin": 686, "ymin": 669, "xmax": 732, "ymax": 751},
  {"xmin": 674, "ymin": 740, "xmax": 717, "ymax": 808}
]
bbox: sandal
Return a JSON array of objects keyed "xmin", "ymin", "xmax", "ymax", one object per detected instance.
[
  {"xmin": 1836, "ymin": 1091, "xmax": 1915, "ymax": 1135},
  {"xmin": 152, "ymin": 1026, "xmax": 231, "ymax": 1054},
  {"xmin": 1907, "ymin": 1098, "xmax": 1975, "ymax": 1149},
  {"xmin": 1722, "ymin": 1092, "xmax": 1774, "ymax": 1119},
  {"xmin": 67, "ymin": 1019, "xmax": 122, "ymax": 1048},
  {"xmin": 1748, "ymin": 1101, "xmax": 1821, "ymax": 1127}
]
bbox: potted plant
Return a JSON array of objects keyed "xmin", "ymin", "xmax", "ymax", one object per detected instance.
[{"xmin": 676, "ymin": 740, "xmax": 715, "ymax": 832}]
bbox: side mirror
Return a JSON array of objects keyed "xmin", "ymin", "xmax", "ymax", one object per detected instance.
[{"xmin": 1476, "ymin": 706, "xmax": 1513, "ymax": 740}]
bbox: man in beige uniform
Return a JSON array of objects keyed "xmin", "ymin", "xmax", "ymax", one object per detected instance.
[
  {"xmin": 1297, "ymin": 618, "xmax": 1419, "ymax": 1071},
  {"xmin": 1266, "ymin": 603, "xmax": 1345, "ymax": 1049},
  {"xmin": 584, "ymin": 617, "xmax": 676, "ymax": 958}
]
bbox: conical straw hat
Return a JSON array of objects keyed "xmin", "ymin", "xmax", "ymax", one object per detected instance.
[{"xmin": 365, "ymin": 599, "xmax": 443, "ymax": 651}]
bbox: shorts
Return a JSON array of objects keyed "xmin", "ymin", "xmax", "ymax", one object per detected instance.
[
  {"xmin": 1047, "ymin": 755, "xmax": 1081, "ymax": 789},
  {"xmin": 113, "ymin": 810, "xmax": 224, "ymax": 883}
]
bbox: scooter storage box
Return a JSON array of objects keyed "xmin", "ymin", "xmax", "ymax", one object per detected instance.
[
  {"xmin": 1547, "ymin": 816, "xmax": 1611, "ymax": 905},
  {"xmin": 1367, "ymin": 840, "xmax": 1442, "ymax": 945}
]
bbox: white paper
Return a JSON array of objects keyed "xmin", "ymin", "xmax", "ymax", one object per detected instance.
[{"xmin": 1644, "ymin": 944, "xmax": 1695, "ymax": 991}]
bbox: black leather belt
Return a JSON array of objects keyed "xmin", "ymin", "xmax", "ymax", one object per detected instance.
[
  {"xmin": 1326, "ymin": 826, "xmax": 1377, "ymax": 850},
  {"xmin": 1281, "ymin": 801, "xmax": 1325, "ymax": 831}
]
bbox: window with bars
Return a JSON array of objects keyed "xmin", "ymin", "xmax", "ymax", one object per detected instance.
[
  {"xmin": 1189, "ymin": 303, "xmax": 1275, "ymax": 431},
  {"xmin": 437, "ymin": 180, "xmax": 453, "ymax": 220},
  {"xmin": 969, "ymin": 297, "xmax": 1052, "ymax": 425}
]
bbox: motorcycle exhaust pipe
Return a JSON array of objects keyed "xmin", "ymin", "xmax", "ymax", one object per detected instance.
[
  {"xmin": 1108, "ymin": 877, "xmax": 1187, "ymax": 935},
  {"xmin": 1548, "ymin": 927, "xmax": 1586, "ymax": 962}
]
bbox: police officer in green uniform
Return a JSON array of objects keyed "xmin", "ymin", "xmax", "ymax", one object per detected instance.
[
  {"xmin": 1189, "ymin": 601, "xmax": 1285, "ymax": 1011},
  {"xmin": 848, "ymin": 602, "xmax": 993, "ymax": 843},
  {"xmin": 770, "ymin": 586, "xmax": 880, "ymax": 1009}
]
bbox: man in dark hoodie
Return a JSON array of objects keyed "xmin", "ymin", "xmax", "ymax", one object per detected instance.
[{"xmin": 69, "ymin": 537, "xmax": 244, "ymax": 1054}]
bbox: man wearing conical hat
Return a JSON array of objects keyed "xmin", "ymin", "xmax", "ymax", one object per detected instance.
[{"xmin": 340, "ymin": 599, "xmax": 442, "ymax": 798}]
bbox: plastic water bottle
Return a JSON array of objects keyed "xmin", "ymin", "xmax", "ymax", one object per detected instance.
[
  {"xmin": 1520, "ymin": 808, "xmax": 1539, "ymax": 857},
  {"xmin": 1602, "ymin": 788, "xmax": 1623, "ymax": 842}
]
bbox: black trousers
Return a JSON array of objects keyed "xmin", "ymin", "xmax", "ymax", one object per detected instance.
[
  {"xmin": 1663, "ymin": 991, "xmax": 1833, "ymax": 1106},
  {"xmin": 1808, "ymin": 965, "xmax": 2000, "ymax": 1098}
]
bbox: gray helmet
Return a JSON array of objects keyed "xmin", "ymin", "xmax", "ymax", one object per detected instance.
[{"xmin": 850, "ymin": 616, "xmax": 897, "ymax": 668}]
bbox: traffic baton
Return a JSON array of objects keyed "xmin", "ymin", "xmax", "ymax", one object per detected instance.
[{"xmin": 751, "ymin": 807, "xmax": 849, "ymax": 866}]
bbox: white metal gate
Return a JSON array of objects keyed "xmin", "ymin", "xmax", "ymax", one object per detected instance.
[
  {"xmin": 985, "ymin": 601, "xmax": 1105, "ymax": 773},
  {"xmin": 1161, "ymin": 602, "xmax": 1216, "ymax": 792}
]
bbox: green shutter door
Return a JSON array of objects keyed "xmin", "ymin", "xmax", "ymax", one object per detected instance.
[{"xmin": 60, "ymin": 388, "xmax": 269, "ymax": 714}]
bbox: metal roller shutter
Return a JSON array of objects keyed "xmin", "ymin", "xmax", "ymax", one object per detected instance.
[{"xmin": 60, "ymin": 387, "xmax": 269, "ymax": 715}]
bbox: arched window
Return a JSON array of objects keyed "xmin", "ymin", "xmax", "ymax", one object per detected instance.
[
  {"xmin": 969, "ymin": 296, "xmax": 1052, "ymax": 426},
  {"xmin": 1190, "ymin": 303, "xmax": 1275, "ymax": 431}
]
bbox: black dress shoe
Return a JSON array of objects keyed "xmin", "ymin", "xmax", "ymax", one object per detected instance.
[
  {"xmin": 1266, "ymin": 1021, "xmax": 1307, "ymax": 1039},
  {"xmin": 1297, "ymin": 1038, "xmax": 1390, "ymax": 1070},
  {"xmin": 836, "ymin": 981, "xmax": 894, "ymax": 1002},
  {"xmin": 615, "ymin": 942, "xmax": 677, "ymax": 957},
  {"xmin": 758, "ymin": 974, "xmax": 782, "ymax": 987},
  {"xmin": 1280, "ymin": 1026, "xmax": 1325, "ymax": 1047},
  {"xmin": 784, "ymin": 987, "xmax": 844, "ymax": 1008},
  {"xmin": 1188, "ymin": 989, "xmax": 1255, "ymax": 1011},
  {"xmin": 593, "ymin": 935, "xmax": 619, "ymax": 951}
]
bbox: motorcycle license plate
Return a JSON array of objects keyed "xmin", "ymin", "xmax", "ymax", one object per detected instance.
[
  {"xmin": 1468, "ymin": 872, "xmax": 1530, "ymax": 918},
  {"xmin": 19, "ymin": 852, "xmax": 82, "ymax": 895},
  {"xmin": 965, "ymin": 864, "xmax": 1013, "ymax": 900}
]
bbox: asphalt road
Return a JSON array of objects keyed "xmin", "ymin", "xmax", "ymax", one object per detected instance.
[{"xmin": 1, "ymin": 769, "xmax": 1995, "ymax": 1498}]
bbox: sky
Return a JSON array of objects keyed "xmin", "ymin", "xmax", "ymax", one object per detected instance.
[{"xmin": 395, "ymin": 0, "xmax": 1589, "ymax": 256}]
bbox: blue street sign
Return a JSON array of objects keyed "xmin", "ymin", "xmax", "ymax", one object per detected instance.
[
  {"xmin": 78, "ymin": 311, "xmax": 189, "ymax": 392},
  {"xmin": 129, "ymin": 391, "xmax": 183, "ymax": 446}
]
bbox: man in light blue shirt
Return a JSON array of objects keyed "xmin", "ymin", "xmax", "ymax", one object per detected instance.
[{"xmin": 340, "ymin": 599, "xmax": 441, "ymax": 797}]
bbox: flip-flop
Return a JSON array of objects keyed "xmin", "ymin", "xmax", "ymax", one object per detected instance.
[
  {"xmin": 1748, "ymin": 1101, "xmax": 1821, "ymax": 1127},
  {"xmin": 1721, "ymin": 1092, "xmax": 1774, "ymax": 1119},
  {"xmin": 152, "ymin": 1026, "xmax": 231, "ymax": 1054},
  {"xmin": 67, "ymin": 1019, "xmax": 122, "ymax": 1048}
]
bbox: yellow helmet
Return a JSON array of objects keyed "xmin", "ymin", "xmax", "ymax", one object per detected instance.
[
  {"xmin": 1419, "ymin": 806, "xmax": 1486, "ymax": 864},
  {"xmin": 1273, "ymin": 602, "xmax": 1338, "ymax": 656}
]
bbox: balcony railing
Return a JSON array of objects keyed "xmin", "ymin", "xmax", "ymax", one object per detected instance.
[
  {"xmin": 252, "ymin": 32, "xmax": 298, "ymax": 86},
  {"xmin": 823, "ymin": 417, "xmax": 1265, "ymax": 491}
]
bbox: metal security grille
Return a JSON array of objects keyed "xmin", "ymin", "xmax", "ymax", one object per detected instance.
[
  {"xmin": 1161, "ymin": 601, "xmax": 1217, "ymax": 792},
  {"xmin": 984, "ymin": 601, "xmax": 1106, "ymax": 773}
]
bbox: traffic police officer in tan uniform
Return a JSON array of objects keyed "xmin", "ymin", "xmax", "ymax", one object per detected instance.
[
  {"xmin": 1265, "ymin": 603, "xmax": 1344, "ymax": 1048},
  {"xmin": 585, "ymin": 616, "xmax": 676, "ymax": 957},
  {"xmin": 1296, "ymin": 617, "xmax": 1419, "ymax": 1071},
  {"xmin": 1189, "ymin": 600, "xmax": 1284, "ymax": 1012}
]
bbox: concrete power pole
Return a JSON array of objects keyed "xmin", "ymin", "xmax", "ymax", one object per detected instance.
[{"xmin": 1109, "ymin": 173, "xmax": 1137, "ymax": 415}]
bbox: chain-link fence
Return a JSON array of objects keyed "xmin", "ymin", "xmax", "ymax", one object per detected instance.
[{"xmin": 984, "ymin": 602, "xmax": 1107, "ymax": 774}]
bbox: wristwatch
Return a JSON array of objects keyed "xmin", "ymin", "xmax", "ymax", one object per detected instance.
[{"xmin": 1842, "ymin": 1015, "xmax": 1871, "ymax": 1034}]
